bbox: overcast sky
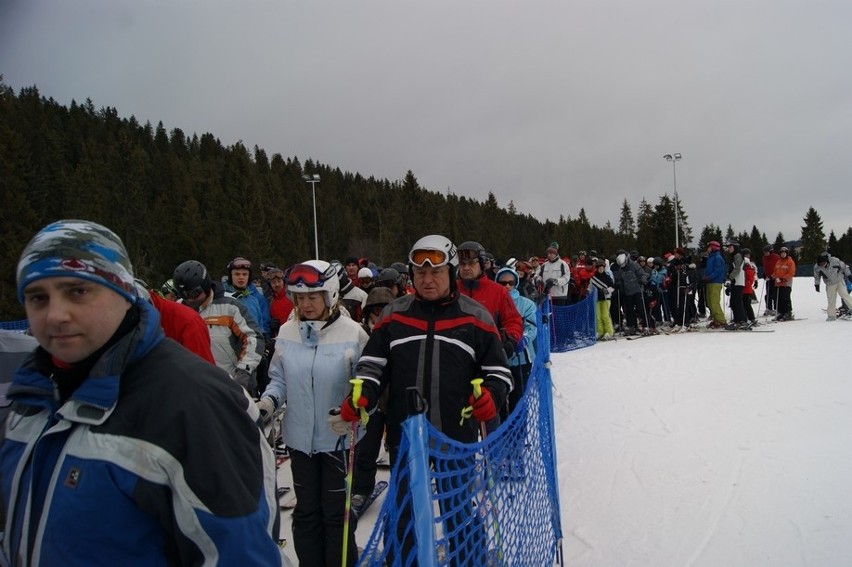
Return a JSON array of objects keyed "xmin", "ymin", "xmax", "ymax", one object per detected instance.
[{"xmin": 2, "ymin": 0, "xmax": 850, "ymax": 248}]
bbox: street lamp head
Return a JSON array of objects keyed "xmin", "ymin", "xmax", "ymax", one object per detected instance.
[
  {"xmin": 663, "ymin": 154, "xmax": 672, "ymax": 161},
  {"xmin": 303, "ymin": 174, "xmax": 321, "ymax": 182},
  {"xmin": 673, "ymin": 153, "xmax": 682, "ymax": 160}
]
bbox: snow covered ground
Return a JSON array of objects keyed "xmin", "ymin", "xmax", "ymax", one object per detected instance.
[
  {"xmin": 556, "ymin": 277, "xmax": 852, "ymax": 567},
  {"xmin": 278, "ymin": 277, "xmax": 851, "ymax": 566}
]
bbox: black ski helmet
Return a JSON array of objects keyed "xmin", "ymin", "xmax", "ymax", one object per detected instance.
[
  {"xmin": 173, "ymin": 260, "xmax": 212, "ymax": 298},
  {"xmin": 817, "ymin": 252, "xmax": 830, "ymax": 265},
  {"xmin": 458, "ymin": 241, "xmax": 487, "ymax": 269},
  {"xmin": 226, "ymin": 257, "xmax": 252, "ymax": 286}
]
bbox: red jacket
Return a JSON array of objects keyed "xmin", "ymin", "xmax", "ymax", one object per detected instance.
[
  {"xmin": 762, "ymin": 252, "xmax": 780, "ymax": 280},
  {"xmin": 573, "ymin": 264, "xmax": 596, "ymax": 297},
  {"xmin": 269, "ymin": 288, "xmax": 294, "ymax": 329},
  {"xmin": 150, "ymin": 293, "xmax": 215, "ymax": 364},
  {"xmin": 457, "ymin": 276, "xmax": 523, "ymax": 343},
  {"xmin": 743, "ymin": 261, "xmax": 757, "ymax": 296}
]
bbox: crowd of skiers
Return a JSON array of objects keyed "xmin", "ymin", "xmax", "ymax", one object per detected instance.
[{"xmin": 6, "ymin": 219, "xmax": 852, "ymax": 567}]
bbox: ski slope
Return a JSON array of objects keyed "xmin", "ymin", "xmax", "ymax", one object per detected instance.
[{"xmin": 555, "ymin": 277, "xmax": 851, "ymax": 567}]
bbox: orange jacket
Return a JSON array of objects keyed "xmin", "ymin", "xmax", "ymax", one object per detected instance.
[{"xmin": 770, "ymin": 256, "xmax": 796, "ymax": 287}]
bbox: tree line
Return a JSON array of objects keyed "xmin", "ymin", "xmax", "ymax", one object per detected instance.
[{"xmin": 2, "ymin": 80, "xmax": 850, "ymax": 319}]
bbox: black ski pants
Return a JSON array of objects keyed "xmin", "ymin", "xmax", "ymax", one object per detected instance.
[{"xmin": 290, "ymin": 449, "xmax": 359, "ymax": 566}]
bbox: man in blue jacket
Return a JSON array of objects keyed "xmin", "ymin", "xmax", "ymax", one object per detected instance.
[
  {"xmin": 1, "ymin": 220, "xmax": 282, "ymax": 566},
  {"xmin": 702, "ymin": 240, "xmax": 728, "ymax": 328}
]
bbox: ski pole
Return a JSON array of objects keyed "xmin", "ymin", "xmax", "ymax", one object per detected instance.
[
  {"xmin": 471, "ymin": 378, "xmax": 503, "ymax": 562},
  {"xmin": 341, "ymin": 378, "xmax": 363, "ymax": 567}
]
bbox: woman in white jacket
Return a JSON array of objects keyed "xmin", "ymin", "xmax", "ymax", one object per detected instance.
[{"xmin": 257, "ymin": 260, "xmax": 369, "ymax": 566}]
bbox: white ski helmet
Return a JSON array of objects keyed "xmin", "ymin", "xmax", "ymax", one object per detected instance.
[
  {"xmin": 286, "ymin": 259, "xmax": 339, "ymax": 308},
  {"xmin": 408, "ymin": 235, "xmax": 459, "ymax": 273}
]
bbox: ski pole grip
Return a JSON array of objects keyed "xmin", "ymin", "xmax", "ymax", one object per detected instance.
[
  {"xmin": 471, "ymin": 378, "xmax": 484, "ymax": 400},
  {"xmin": 350, "ymin": 378, "xmax": 363, "ymax": 404},
  {"xmin": 350, "ymin": 378, "xmax": 369, "ymax": 425}
]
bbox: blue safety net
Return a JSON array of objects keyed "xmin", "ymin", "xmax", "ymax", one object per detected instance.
[
  {"xmin": 547, "ymin": 289, "xmax": 597, "ymax": 352},
  {"xmin": 0, "ymin": 320, "xmax": 28, "ymax": 332},
  {"xmin": 357, "ymin": 308, "xmax": 563, "ymax": 566}
]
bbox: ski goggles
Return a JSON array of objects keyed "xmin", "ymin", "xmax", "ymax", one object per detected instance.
[
  {"xmin": 409, "ymin": 248, "xmax": 450, "ymax": 268},
  {"xmin": 229, "ymin": 258, "xmax": 252, "ymax": 270},
  {"xmin": 285, "ymin": 263, "xmax": 336, "ymax": 288}
]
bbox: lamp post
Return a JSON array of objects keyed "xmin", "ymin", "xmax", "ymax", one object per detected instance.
[
  {"xmin": 663, "ymin": 153, "xmax": 682, "ymax": 249},
  {"xmin": 303, "ymin": 174, "xmax": 320, "ymax": 259}
]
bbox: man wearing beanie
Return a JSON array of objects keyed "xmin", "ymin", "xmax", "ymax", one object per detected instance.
[{"xmin": 3, "ymin": 220, "xmax": 283, "ymax": 566}]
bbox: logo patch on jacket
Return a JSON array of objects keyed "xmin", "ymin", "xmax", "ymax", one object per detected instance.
[{"xmin": 64, "ymin": 466, "xmax": 82, "ymax": 489}]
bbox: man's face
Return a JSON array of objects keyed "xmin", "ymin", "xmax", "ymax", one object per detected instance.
[
  {"xmin": 547, "ymin": 251, "xmax": 558, "ymax": 261},
  {"xmin": 23, "ymin": 277, "xmax": 131, "ymax": 364},
  {"xmin": 269, "ymin": 273, "xmax": 284, "ymax": 292},
  {"xmin": 231, "ymin": 269, "xmax": 250, "ymax": 290},
  {"xmin": 413, "ymin": 265, "xmax": 451, "ymax": 301},
  {"xmin": 345, "ymin": 263, "xmax": 359, "ymax": 278},
  {"xmin": 458, "ymin": 258, "xmax": 481, "ymax": 280}
]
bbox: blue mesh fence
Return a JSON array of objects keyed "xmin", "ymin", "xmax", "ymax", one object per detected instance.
[
  {"xmin": 357, "ymin": 307, "xmax": 563, "ymax": 566},
  {"xmin": 0, "ymin": 320, "xmax": 28, "ymax": 332},
  {"xmin": 548, "ymin": 288, "xmax": 597, "ymax": 352}
]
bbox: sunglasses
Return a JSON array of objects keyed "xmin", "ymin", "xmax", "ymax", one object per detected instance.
[
  {"xmin": 285, "ymin": 263, "xmax": 336, "ymax": 288},
  {"xmin": 409, "ymin": 248, "xmax": 450, "ymax": 268},
  {"xmin": 497, "ymin": 279, "xmax": 515, "ymax": 287}
]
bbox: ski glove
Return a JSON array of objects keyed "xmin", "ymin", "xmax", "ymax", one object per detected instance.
[
  {"xmin": 502, "ymin": 335, "xmax": 517, "ymax": 358},
  {"xmin": 327, "ymin": 412, "xmax": 350, "ymax": 436},
  {"xmin": 256, "ymin": 397, "xmax": 276, "ymax": 424},
  {"xmin": 339, "ymin": 395, "xmax": 368, "ymax": 423},
  {"xmin": 815, "ymin": 284, "xmax": 820, "ymax": 292},
  {"xmin": 468, "ymin": 387, "xmax": 497, "ymax": 422},
  {"xmin": 753, "ymin": 281, "xmax": 759, "ymax": 289},
  {"xmin": 515, "ymin": 336, "xmax": 527, "ymax": 353}
]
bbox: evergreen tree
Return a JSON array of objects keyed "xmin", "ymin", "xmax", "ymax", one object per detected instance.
[
  {"xmin": 635, "ymin": 199, "xmax": 655, "ymax": 255},
  {"xmin": 618, "ymin": 198, "xmax": 634, "ymax": 238},
  {"xmin": 799, "ymin": 206, "xmax": 826, "ymax": 265}
]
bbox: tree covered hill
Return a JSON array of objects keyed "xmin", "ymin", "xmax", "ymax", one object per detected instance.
[{"xmin": 1, "ymin": 81, "xmax": 849, "ymax": 319}]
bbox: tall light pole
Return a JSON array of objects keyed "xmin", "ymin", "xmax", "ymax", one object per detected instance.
[
  {"xmin": 663, "ymin": 153, "xmax": 682, "ymax": 249},
  {"xmin": 303, "ymin": 174, "xmax": 320, "ymax": 259}
]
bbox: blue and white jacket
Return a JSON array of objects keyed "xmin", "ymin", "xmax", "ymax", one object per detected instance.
[
  {"xmin": 507, "ymin": 289, "xmax": 538, "ymax": 367},
  {"xmin": 0, "ymin": 300, "xmax": 281, "ymax": 566},
  {"xmin": 263, "ymin": 311, "xmax": 369, "ymax": 454}
]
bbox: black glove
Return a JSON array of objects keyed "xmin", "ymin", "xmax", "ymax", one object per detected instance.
[
  {"xmin": 815, "ymin": 284, "xmax": 820, "ymax": 292},
  {"xmin": 725, "ymin": 287, "xmax": 730, "ymax": 296},
  {"xmin": 753, "ymin": 280, "xmax": 758, "ymax": 289},
  {"xmin": 501, "ymin": 332, "xmax": 517, "ymax": 358}
]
